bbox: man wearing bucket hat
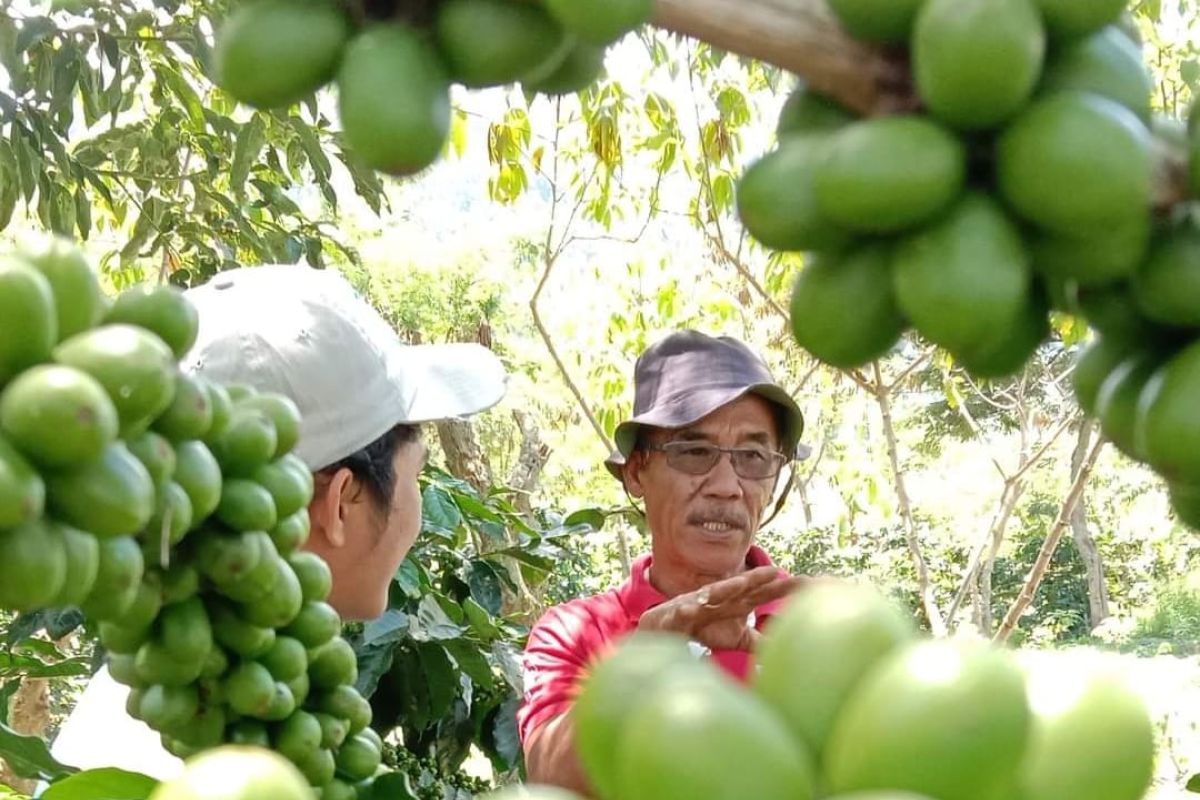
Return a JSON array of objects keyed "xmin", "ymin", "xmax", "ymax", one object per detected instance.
[
  {"xmin": 47, "ymin": 264, "xmax": 508, "ymax": 782},
  {"xmin": 517, "ymin": 330, "xmax": 808, "ymax": 795}
]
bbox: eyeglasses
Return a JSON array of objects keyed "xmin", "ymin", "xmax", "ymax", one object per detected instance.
[{"xmin": 644, "ymin": 441, "xmax": 789, "ymax": 480}]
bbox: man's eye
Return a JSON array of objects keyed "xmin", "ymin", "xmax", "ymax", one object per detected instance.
[
  {"xmin": 680, "ymin": 446, "xmax": 713, "ymax": 458},
  {"xmin": 741, "ymin": 450, "xmax": 768, "ymax": 462}
]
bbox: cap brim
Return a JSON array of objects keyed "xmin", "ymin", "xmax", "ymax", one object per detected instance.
[
  {"xmin": 604, "ymin": 383, "xmax": 805, "ymax": 480},
  {"xmin": 394, "ymin": 342, "xmax": 508, "ymax": 424}
]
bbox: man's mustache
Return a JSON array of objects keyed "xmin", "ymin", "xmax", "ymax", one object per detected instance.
[{"xmin": 686, "ymin": 509, "xmax": 751, "ymax": 530}]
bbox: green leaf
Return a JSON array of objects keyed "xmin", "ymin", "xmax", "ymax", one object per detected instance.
[
  {"xmin": 0, "ymin": 721, "xmax": 78, "ymax": 781},
  {"xmin": 120, "ymin": 201, "xmax": 158, "ymax": 266},
  {"xmin": 451, "ymin": 493, "xmax": 503, "ymax": 524},
  {"xmin": 490, "ymin": 694, "xmax": 522, "ymax": 771},
  {"xmin": 394, "ymin": 558, "xmax": 423, "ymax": 598},
  {"xmin": 364, "ymin": 609, "xmax": 410, "ymax": 645},
  {"xmin": 16, "ymin": 17, "xmax": 56, "ymax": 55},
  {"xmin": 0, "ymin": 17, "xmax": 20, "ymax": 86},
  {"xmin": 483, "ymin": 547, "xmax": 554, "ymax": 573},
  {"xmin": 50, "ymin": 184, "xmax": 76, "ymax": 238},
  {"xmin": 462, "ymin": 598, "xmax": 501, "ymax": 642},
  {"xmin": 154, "ymin": 64, "xmax": 205, "ymax": 126},
  {"xmin": 422, "ymin": 485, "xmax": 462, "ymax": 533},
  {"xmin": 17, "ymin": 639, "xmax": 66, "ymax": 660},
  {"xmin": 465, "ymin": 561, "xmax": 503, "ymax": 616},
  {"xmin": 1182, "ymin": 59, "xmax": 1200, "ymax": 89},
  {"xmin": 1188, "ymin": 773, "xmax": 1200, "ymax": 793},
  {"xmin": 287, "ymin": 116, "xmax": 332, "ymax": 181},
  {"xmin": 0, "ymin": 682, "xmax": 18, "ymax": 726},
  {"xmin": 339, "ymin": 151, "xmax": 385, "ymax": 216},
  {"xmin": 0, "ymin": 652, "xmax": 91, "ymax": 680},
  {"xmin": 189, "ymin": 20, "xmax": 214, "ymax": 79},
  {"xmin": 51, "ymin": 45, "xmax": 81, "ymax": 126},
  {"xmin": 491, "ymin": 642, "xmax": 524, "ymax": 692},
  {"xmin": 564, "ymin": 508, "xmax": 606, "ymax": 530},
  {"xmin": 0, "ymin": 784, "xmax": 30, "ymax": 800},
  {"xmin": 14, "ymin": 130, "xmax": 40, "ymax": 204},
  {"xmin": 231, "ymin": 115, "xmax": 267, "ymax": 198},
  {"xmin": 353, "ymin": 641, "xmax": 396, "ymax": 699},
  {"xmin": 359, "ymin": 772, "xmax": 418, "ymax": 800},
  {"xmin": 711, "ymin": 172, "xmax": 735, "ymax": 214},
  {"xmin": 416, "ymin": 643, "xmax": 459, "ymax": 724},
  {"xmin": 41, "ymin": 769, "xmax": 157, "ymax": 800},
  {"xmin": 0, "ymin": 176, "xmax": 17, "ymax": 233},
  {"xmin": 412, "ymin": 594, "xmax": 466, "ymax": 642},
  {"xmin": 75, "ymin": 185, "xmax": 91, "ymax": 240},
  {"xmin": 442, "ymin": 639, "xmax": 494, "ymax": 689},
  {"xmin": 97, "ymin": 31, "xmax": 119, "ymax": 68},
  {"xmin": 378, "ymin": 647, "xmax": 430, "ymax": 730}
]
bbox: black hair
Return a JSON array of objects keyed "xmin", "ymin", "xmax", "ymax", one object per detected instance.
[{"xmin": 317, "ymin": 424, "xmax": 421, "ymax": 513}]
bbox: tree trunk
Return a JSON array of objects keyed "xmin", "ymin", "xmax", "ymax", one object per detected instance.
[
  {"xmin": 975, "ymin": 481, "xmax": 1026, "ymax": 637},
  {"xmin": 950, "ymin": 479, "xmax": 1019, "ymax": 627},
  {"xmin": 871, "ymin": 363, "xmax": 946, "ymax": 636},
  {"xmin": 435, "ymin": 419, "xmax": 494, "ymax": 495},
  {"xmin": 794, "ymin": 436, "xmax": 827, "ymax": 528},
  {"xmin": 435, "ymin": 418, "xmax": 544, "ymax": 619},
  {"xmin": 0, "ymin": 678, "xmax": 51, "ymax": 795},
  {"xmin": 505, "ymin": 411, "xmax": 556, "ymax": 621},
  {"xmin": 969, "ymin": 578, "xmax": 986, "ymax": 635},
  {"xmin": 978, "ymin": 407, "xmax": 1033, "ymax": 636},
  {"xmin": 995, "ymin": 437, "xmax": 1105, "ymax": 644},
  {"xmin": 506, "ymin": 411, "xmax": 552, "ymax": 520},
  {"xmin": 795, "ymin": 480, "xmax": 813, "ymax": 527},
  {"xmin": 974, "ymin": 552, "xmax": 992, "ymax": 637},
  {"xmin": 1068, "ymin": 421, "xmax": 1110, "ymax": 629}
]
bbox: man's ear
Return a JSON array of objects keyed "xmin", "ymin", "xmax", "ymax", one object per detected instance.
[
  {"xmin": 309, "ymin": 467, "xmax": 355, "ymax": 548},
  {"xmin": 622, "ymin": 451, "xmax": 646, "ymax": 499}
]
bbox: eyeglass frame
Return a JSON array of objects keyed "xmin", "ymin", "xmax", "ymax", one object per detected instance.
[{"xmin": 641, "ymin": 440, "xmax": 791, "ymax": 480}]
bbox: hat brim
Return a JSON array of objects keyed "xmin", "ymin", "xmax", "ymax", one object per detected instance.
[
  {"xmin": 393, "ymin": 342, "xmax": 508, "ymax": 424},
  {"xmin": 604, "ymin": 383, "xmax": 805, "ymax": 480}
]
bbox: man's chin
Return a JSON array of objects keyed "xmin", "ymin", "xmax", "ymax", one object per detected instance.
[{"xmin": 684, "ymin": 532, "xmax": 752, "ymax": 574}]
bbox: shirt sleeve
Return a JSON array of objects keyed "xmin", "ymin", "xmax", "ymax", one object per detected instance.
[
  {"xmin": 516, "ymin": 602, "xmax": 600, "ymax": 747},
  {"xmin": 50, "ymin": 667, "xmax": 184, "ymax": 781}
]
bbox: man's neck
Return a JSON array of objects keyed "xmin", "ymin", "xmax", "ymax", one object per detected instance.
[{"xmin": 646, "ymin": 552, "xmax": 750, "ymax": 598}]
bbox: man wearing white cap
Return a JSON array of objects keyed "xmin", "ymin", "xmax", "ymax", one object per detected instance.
[{"xmin": 47, "ymin": 264, "xmax": 508, "ymax": 780}]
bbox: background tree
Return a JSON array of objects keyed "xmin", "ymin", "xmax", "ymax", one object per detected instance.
[{"xmin": 1, "ymin": 0, "xmax": 1200, "ymax": 796}]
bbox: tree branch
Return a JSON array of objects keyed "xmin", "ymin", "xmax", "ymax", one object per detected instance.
[
  {"xmin": 872, "ymin": 361, "xmax": 946, "ymax": 636},
  {"xmin": 947, "ymin": 477, "xmax": 1023, "ymax": 626},
  {"xmin": 702, "ymin": 227, "xmax": 792, "ymax": 321},
  {"xmin": 993, "ymin": 435, "xmax": 1105, "ymax": 644},
  {"xmin": 946, "ymin": 377, "xmax": 1008, "ymax": 481},
  {"xmin": 652, "ymin": 0, "xmax": 912, "ymax": 116},
  {"xmin": 684, "ymin": 54, "xmax": 796, "ymax": 322},
  {"xmin": 887, "ymin": 349, "xmax": 932, "ymax": 395},
  {"xmin": 530, "ymin": 103, "xmax": 615, "ymax": 456},
  {"xmin": 795, "ymin": 433, "xmax": 828, "ymax": 526},
  {"xmin": 1006, "ymin": 414, "xmax": 1074, "ymax": 486}
]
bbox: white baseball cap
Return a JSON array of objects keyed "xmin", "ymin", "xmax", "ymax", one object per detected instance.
[{"xmin": 181, "ymin": 264, "xmax": 508, "ymax": 470}]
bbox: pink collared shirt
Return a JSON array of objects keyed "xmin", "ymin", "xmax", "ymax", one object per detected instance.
[{"xmin": 515, "ymin": 546, "xmax": 788, "ymax": 746}]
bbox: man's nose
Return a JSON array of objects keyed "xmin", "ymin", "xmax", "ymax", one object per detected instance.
[{"xmin": 702, "ymin": 451, "xmax": 744, "ymax": 498}]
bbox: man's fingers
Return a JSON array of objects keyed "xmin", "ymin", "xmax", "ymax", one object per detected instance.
[
  {"xmin": 700, "ymin": 566, "xmax": 781, "ymax": 607},
  {"xmin": 738, "ymin": 575, "xmax": 807, "ymax": 611},
  {"xmin": 696, "ymin": 574, "xmax": 808, "ymax": 621}
]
